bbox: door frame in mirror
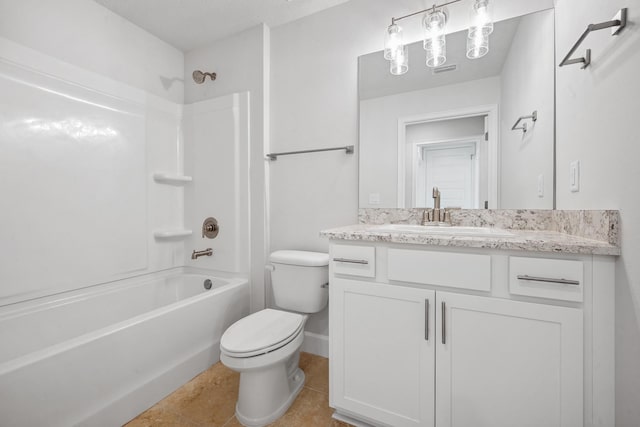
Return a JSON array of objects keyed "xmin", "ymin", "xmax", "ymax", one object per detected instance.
[{"xmin": 397, "ymin": 104, "xmax": 499, "ymax": 208}]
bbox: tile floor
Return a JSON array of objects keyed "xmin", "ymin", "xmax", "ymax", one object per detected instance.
[{"xmin": 125, "ymin": 352, "xmax": 353, "ymax": 427}]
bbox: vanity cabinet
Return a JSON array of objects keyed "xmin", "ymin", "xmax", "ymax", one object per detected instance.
[
  {"xmin": 434, "ymin": 291, "xmax": 582, "ymax": 427},
  {"xmin": 329, "ymin": 243, "xmax": 614, "ymax": 427},
  {"xmin": 331, "ymin": 277, "xmax": 435, "ymax": 427}
]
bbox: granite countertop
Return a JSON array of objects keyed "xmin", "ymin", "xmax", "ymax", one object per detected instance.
[{"xmin": 320, "ymin": 224, "xmax": 621, "ymax": 256}]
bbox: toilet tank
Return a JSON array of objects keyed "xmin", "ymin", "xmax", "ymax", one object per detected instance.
[{"xmin": 269, "ymin": 250, "xmax": 329, "ymax": 313}]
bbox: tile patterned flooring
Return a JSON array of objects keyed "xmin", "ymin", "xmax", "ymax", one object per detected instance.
[{"xmin": 125, "ymin": 352, "xmax": 353, "ymax": 427}]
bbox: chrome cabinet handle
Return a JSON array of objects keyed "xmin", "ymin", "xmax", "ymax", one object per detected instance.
[
  {"xmin": 425, "ymin": 299, "xmax": 429, "ymax": 341},
  {"xmin": 441, "ymin": 301, "xmax": 446, "ymax": 345},
  {"xmin": 516, "ymin": 275, "xmax": 580, "ymax": 286},
  {"xmin": 332, "ymin": 257, "xmax": 369, "ymax": 265}
]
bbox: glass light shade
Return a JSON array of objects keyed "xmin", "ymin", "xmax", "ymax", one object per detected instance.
[
  {"xmin": 425, "ymin": 37, "xmax": 446, "ymax": 67},
  {"xmin": 424, "ymin": 9, "xmax": 446, "ymax": 34},
  {"xmin": 384, "ymin": 23, "xmax": 403, "ymax": 60},
  {"xmin": 468, "ymin": 0, "xmax": 493, "ymax": 38},
  {"xmin": 466, "ymin": 31, "xmax": 489, "ymax": 59},
  {"xmin": 390, "ymin": 44, "xmax": 408, "ymax": 75},
  {"xmin": 423, "ymin": 9, "xmax": 447, "ymax": 68}
]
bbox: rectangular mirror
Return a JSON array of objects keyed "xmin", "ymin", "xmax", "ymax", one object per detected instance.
[{"xmin": 359, "ymin": 8, "xmax": 555, "ymax": 209}]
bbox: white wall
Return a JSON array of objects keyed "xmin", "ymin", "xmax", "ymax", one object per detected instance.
[
  {"xmin": 270, "ymin": 2, "xmax": 371, "ymax": 335},
  {"xmin": 500, "ymin": 10, "xmax": 555, "ymax": 209},
  {"xmin": 554, "ymin": 0, "xmax": 640, "ymax": 424},
  {"xmin": 359, "ymin": 77, "xmax": 500, "ymax": 209},
  {"xmin": 0, "ymin": 0, "xmax": 184, "ymax": 103},
  {"xmin": 184, "ymin": 25, "xmax": 270, "ymax": 313}
]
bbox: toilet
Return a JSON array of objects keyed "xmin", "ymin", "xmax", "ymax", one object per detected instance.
[{"xmin": 220, "ymin": 250, "xmax": 329, "ymax": 427}]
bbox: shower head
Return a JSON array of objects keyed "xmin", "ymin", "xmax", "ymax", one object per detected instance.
[{"xmin": 192, "ymin": 70, "xmax": 217, "ymax": 84}]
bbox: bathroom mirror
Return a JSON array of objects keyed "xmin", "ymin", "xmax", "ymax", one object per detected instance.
[{"xmin": 358, "ymin": 8, "xmax": 555, "ymax": 209}]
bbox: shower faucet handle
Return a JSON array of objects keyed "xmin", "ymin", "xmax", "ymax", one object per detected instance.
[{"xmin": 202, "ymin": 217, "xmax": 219, "ymax": 239}]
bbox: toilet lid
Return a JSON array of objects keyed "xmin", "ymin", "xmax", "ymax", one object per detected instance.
[{"xmin": 221, "ymin": 309, "xmax": 305, "ymax": 358}]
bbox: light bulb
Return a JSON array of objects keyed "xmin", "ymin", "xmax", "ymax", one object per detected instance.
[
  {"xmin": 468, "ymin": 0, "xmax": 493, "ymax": 38},
  {"xmin": 423, "ymin": 9, "xmax": 447, "ymax": 68},
  {"xmin": 390, "ymin": 44, "xmax": 408, "ymax": 75},
  {"xmin": 466, "ymin": 31, "xmax": 489, "ymax": 59},
  {"xmin": 384, "ymin": 23, "xmax": 403, "ymax": 60}
]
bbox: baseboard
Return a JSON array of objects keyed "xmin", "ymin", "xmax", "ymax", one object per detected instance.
[{"xmin": 301, "ymin": 331, "xmax": 328, "ymax": 358}]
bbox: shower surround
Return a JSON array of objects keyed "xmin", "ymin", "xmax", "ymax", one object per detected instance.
[{"xmin": 0, "ymin": 36, "xmax": 251, "ymax": 425}]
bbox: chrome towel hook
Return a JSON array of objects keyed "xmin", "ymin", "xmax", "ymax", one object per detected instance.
[{"xmin": 511, "ymin": 111, "xmax": 538, "ymax": 134}]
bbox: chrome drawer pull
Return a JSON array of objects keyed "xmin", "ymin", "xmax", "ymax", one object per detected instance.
[
  {"xmin": 516, "ymin": 275, "xmax": 580, "ymax": 286},
  {"xmin": 332, "ymin": 257, "xmax": 369, "ymax": 265},
  {"xmin": 441, "ymin": 301, "xmax": 446, "ymax": 345},
  {"xmin": 425, "ymin": 299, "xmax": 429, "ymax": 341}
]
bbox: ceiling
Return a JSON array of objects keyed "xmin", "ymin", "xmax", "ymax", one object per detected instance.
[{"xmin": 93, "ymin": 0, "xmax": 351, "ymax": 51}]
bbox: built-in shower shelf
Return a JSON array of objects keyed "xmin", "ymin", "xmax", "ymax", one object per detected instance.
[
  {"xmin": 153, "ymin": 173, "xmax": 193, "ymax": 185},
  {"xmin": 153, "ymin": 229, "xmax": 193, "ymax": 239}
]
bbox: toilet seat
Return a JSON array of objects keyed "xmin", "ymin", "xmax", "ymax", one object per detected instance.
[{"xmin": 221, "ymin": 309, "xmax": 305, "ymax": 358}]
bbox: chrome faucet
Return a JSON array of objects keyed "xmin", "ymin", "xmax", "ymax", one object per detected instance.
[
  {"xmin": 192, "ymin": 248, "xmax": 213, "ymax": 260},
  {"xmin": 422, "ymin": 187, "xmax": 458, "ymax": 226},
  {"xmin": 432, "ymin": 187, "xmax": 441, "ymax": 224}
]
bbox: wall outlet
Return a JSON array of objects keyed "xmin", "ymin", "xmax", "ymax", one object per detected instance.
[
  {"xmin": 369, "ymin": 193, "xmax": 381, "ymax": 205},
  {"xmin": 537, "ymin": 174, "xmax": 544, "ymax": 197},
  {"xmin": 570, "ymin": 161, "xmax": 580, "ymax": 192}
]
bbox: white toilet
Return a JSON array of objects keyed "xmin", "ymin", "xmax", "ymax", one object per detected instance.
[{"xmin": 220, "ymin": 250, "xmax": 329, "ymax": 427}]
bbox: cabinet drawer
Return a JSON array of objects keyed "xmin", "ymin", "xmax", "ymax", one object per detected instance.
[
  {"xmin": 509, "ymin": 256, "xmax": 583, "ymax": 302},
  {"xmin": 388, "ymin": 249, "xmax": 491, "ymax": 291},
  {"xmin": 331, "ymin": 245, "xmax": 375, "ymax": 278}
]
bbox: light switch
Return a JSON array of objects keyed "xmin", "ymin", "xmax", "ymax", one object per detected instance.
[
  {"xmin": 369, "ymin": 193, "xmax": 381, "ymax": 205},
  {"xmin": 537, "ymin": 174, "xmax": 544, "ymax": 197},
  {"xmin": 570, "ymin": 161, "xmax": 580, "ymax": 192}
]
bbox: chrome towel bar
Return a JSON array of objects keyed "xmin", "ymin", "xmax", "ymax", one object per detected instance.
[
  {"xmin": 266, "ymin": 145, "xmax": 354, "ymax": 161},
  {"xmin": 559, "ymin": 8, "xmax": 627, "ymax": 69}
]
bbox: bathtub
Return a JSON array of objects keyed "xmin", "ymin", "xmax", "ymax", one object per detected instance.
[{"xmin": 0, "ymin": 268, "xmax": 249, "ymax": 426}]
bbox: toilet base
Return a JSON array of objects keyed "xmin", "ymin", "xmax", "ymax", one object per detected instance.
[{"xmin": 235, "ymin": 366, "xmax": 305, "ymax": 427}]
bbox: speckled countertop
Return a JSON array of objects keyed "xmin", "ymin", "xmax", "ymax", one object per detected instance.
[{"xmin": 320, "ymin": 210, "xmax": 621, "ymax": 256}]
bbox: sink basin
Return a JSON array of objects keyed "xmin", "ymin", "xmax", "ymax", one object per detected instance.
[{"xmin": 370, "ymin": 224, "xmax": 514, "ymax": 238}]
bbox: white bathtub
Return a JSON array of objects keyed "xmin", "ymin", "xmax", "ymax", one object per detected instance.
[{"xmin": 0, "ymin": 268, "xmax": 249, "ymax": 426}]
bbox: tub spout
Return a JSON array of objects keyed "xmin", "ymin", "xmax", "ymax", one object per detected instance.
[{"xmin": 192, "ymin": 248, "xmax": 213, "ymax": 260}]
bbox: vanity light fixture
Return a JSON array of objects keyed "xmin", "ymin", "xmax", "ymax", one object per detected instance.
[{"xmin": 383, "ymin": 0, "xmax": 494, "ymax": 75}]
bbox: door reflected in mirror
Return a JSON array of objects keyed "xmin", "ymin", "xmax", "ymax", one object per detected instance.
[
  {"xmin": 359, "ymin": 8, "xmax": 555, "ymax": 209},
  {"xmin": 411, "ymin": 117, "xmax": 485, "ymax": 209}
]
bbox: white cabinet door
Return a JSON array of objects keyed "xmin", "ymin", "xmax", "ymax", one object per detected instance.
[
  {"xmin": 331, "ymin": 278, "xmax": 435, "ymax": 427},
  {"xmin": 435, "ymin": 292, "xmax": 583, "ymax": 427}
]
